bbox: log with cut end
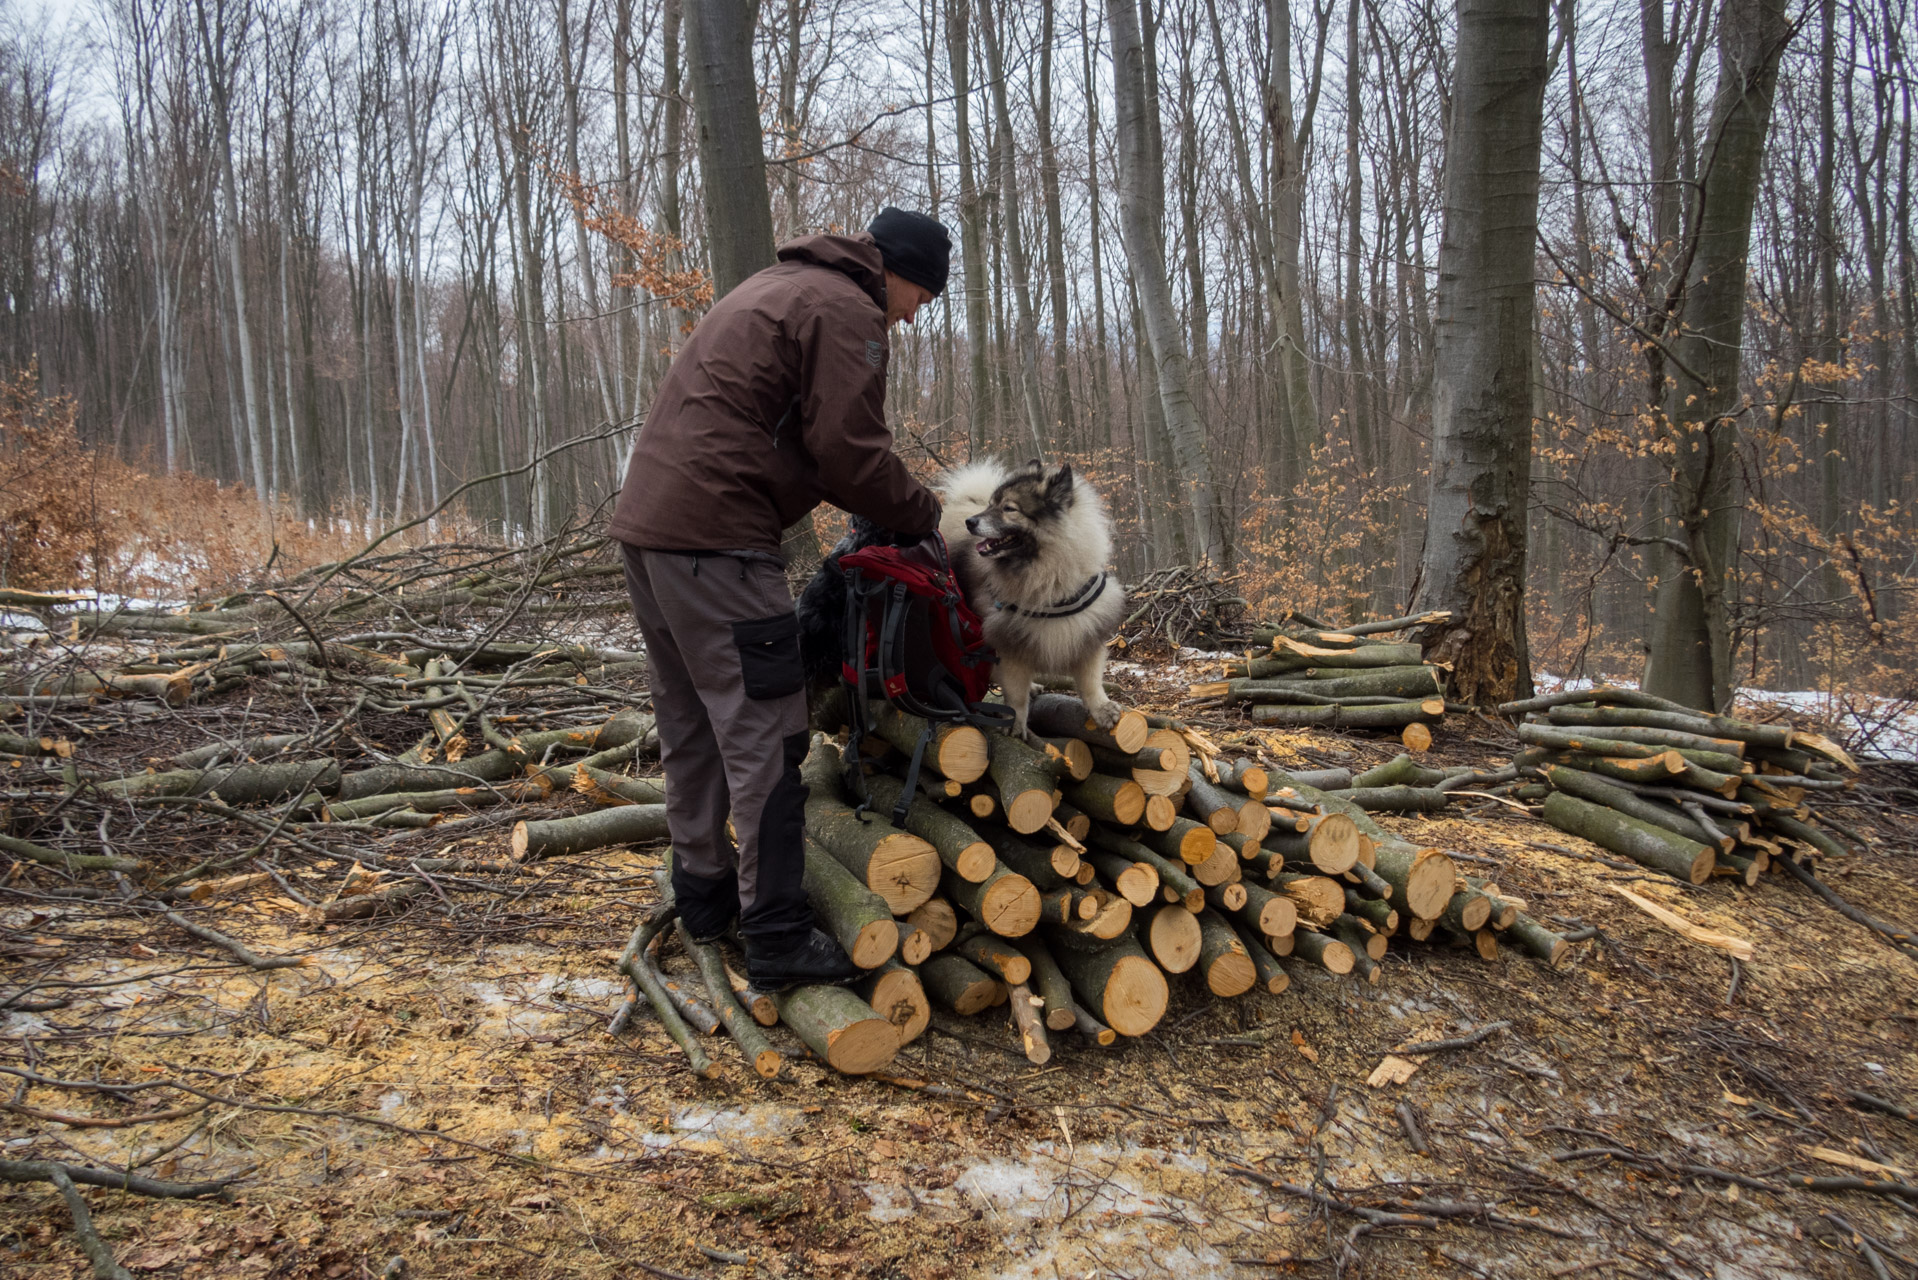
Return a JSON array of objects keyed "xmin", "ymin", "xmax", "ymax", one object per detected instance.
[
  {"xmin": 1263, "ymin": 812, "xmax": 1360, "ymax": 874},
  {"xmin": 1064, "ymin": 773, "xmax": 1146, "ymax": 826},
  {"xmin": 1539, "ymin": 792, "xmax": 1714, "ymax": 884},
  {"xmin": 1204, "ymin": 881, "xmax": 1249, "ymax": 916},
  {"xmin": 1400, "ymin": 722, "xmax": 1434, "ymax": 753},
  {"xmin": 1237, "ymin": 881, "xmax": 1298, "ymax": 937},
  {"xmin": 867, "ymin": 701, "xmax": 989, "ymax": 783},
  {"xmin": 1266, "ymin": 930, "xmax": 1296, "ymax": 956},
  {"xmin": 920, "ymin": 953, "xmax": 1003, "ymax": 1015},
  {"xmin": 1128, "ymin": 903, "xmax": 1196, "ymax": 973},
  {"xmin": 566, "ymin": 764, "xmax": 668, "ymax": 806},
  {"xmin": 1090, "ymin": 830, "xmax": 1204, "ymax": 912},
  {"xmin": 1003, "ymin": 982, "xmax": 1052, "ymax": 1065},
  {"xmin": 1340, "ymin": 786, "xmax": 1449, "ymax": 813},
  {"xmin": 856, "ymin": 961, "xmax": 930, "ymax": 1046},
  {"xmin": 802, "ymin": 745, "xmax": 941, "ymax": 913},
  {"xmin": 513, "ymin": 804, "xmax": 669, "ymax": 860},
  {"xmin": 975, "ymin": 825, "xmax": 1077, "ymax": 889},
  {"xmin": 862, "ymin": 773, "xmax": 995, "ymax": 881},
  {"xmin": 1228, "ymin": 640, "xmax": 1424, "ymax": 676},
  {"xmin": 1241, "ymin": 665, "xmax": 1442, "ymax": 701},
  {"xmin": 1185, "ymin": 763, "xmax": 1250, "ymax": 834},
  {"xmin": 1037, "ymin": 886, "xmax": 1091, "ymax": 925},
  {"xmin": 1072, "ymin": 1002, "xmax": 1117, "ymax": 1045},
  {"xmin": 1053, "ymin": 801, "xmax": 1092, "ymax": 840},
  {"xmin": 1290, "ymin": 928, "xmax": 1356, "ymax": 975},
  {"xmin": 1439, "ymin": 888, "xmax": 1493, "ymax": 935},
  {"xmin": 1174, "ymin": 841, "xmax": 1230, "ymax": 893},
  {"xmin": 325, "ymin": 780, "xmax": 544, "ymax": 822},
  {"xmin": 98, "ymin": 758, "xmax": 341, "ymax": 804},
  {"xmin": 1219, "ymin": 759, "xmax": 1270, "ymax": 798},
  {"xmin": 1231, "ymin": 920, "xmax": 1291, "ymax": 994},
  {"xmin": 803, "ymin": 838, "xmax": 900, "ymax": 969},
  {"xmin": 1333, "ymin": 914, "xmax": 1388, "ymax": 962},
  {"xmin": 896, "ymin": 923, "xmax": 934, "ymax": 964},
  {"xmin": 1520, "ymin": 748, "xmax": 1685, "ymax": 784},
  {"xmin": 1247, "ymin": 699, "xmax": 1444, "ymax": 728},
  {"xmin": 1010, "ymin": 936, "xmax": 1079, "ymax": 1031},
  {"xmin": 1351, "ymin": 754, "xmax": 1462, "ymax": 789},
  {"xmin": 1540, "ymin": 764, "xmax": 1731, "ymax": 850},
  {"xmin": 1371, "ymin": 843, "xmax": 1456, "ymax": 922},
  {"xmin": 1092, "ymin": 742, "xmax": 1181, "ymax": 773},
  {"xmin": 1537, "ymin": 715, "xmax": 1747, "ymax": 757},
  {"xmin": 1504, "ymin": 913, "xmax": 1574, "ymax": 967},
  {"xmin": 773, "ymin": 984, "xmax": 899, "ymax": 1074},
  {"xmin": 954, "ymin": 929, "xmax": 1033, "ymax": 985},
  {"xmin": 1035, "ymin": 736, "xmax": 1095, "ymax": 781},
  {"xmin": 942, "ymin": 864, "xmax": 1041, "ymax": 938},
  {"xmin": 1049, "ymin": 934, "xmax": 1168, "ymax": 1037},
  {"xmin": 1086, "ymin": 851, "xmax": 1160, "ymax": 907},
  {"xmin": 676, "ymin": 921, "xmax": 783, "ymax": 1079},
  {"xmin": 1141, "ymin": 793, "xmax": 1179, "ymax": 830},
  {"xmin": 1143, "ymin": 817, "xmax": 1217, "ymax": 867},
  {"xmin": 1275, "ymin": 873, "xmax": 1346, "ymax": 928},
  {"xmin": 986, "ymin": 734, "xmax": 1063, "ymax": 834},
  {"xmin": 1197, "ymin": 910, "xmax": 1258, "ymax": 996},
  {"xmin": 906, "ymin": 898, "xmax": 958, "ymax": 951},
  {"xmin": 1051, "ymin": 895, "xmax": 1134, "ymax": 944},
  {"xmin": 1526, "ymin": 700, "xmax": 1794, "ymax": 750},
  {"xmin": 1343, "ymin": 891, "xmax": 1398, "ymax": 935},
  {"xmin": 725, "ymin": 965, "xmax": 779, "ymax": 1026},
  {"xmin": 1025, "ymin": 693, "xmax": 1149, "ymax": 753}
]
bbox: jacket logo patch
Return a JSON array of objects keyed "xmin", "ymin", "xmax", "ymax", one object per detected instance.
[{"xmin": 866, "ymin": 339, "xmax": 884, "ymax": 368}]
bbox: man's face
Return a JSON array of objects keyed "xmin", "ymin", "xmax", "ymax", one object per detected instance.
[{"xmin": 884, "ymin": 272, "xmax": 936, "ymax": 328}]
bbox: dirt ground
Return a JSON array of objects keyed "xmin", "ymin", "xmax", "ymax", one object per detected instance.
[{"xmin": 4, "ymin": 658, "xmax": 1917, "ymax": 1280}]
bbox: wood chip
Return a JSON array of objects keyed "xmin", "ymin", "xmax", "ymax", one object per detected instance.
[
  {"xmin": 1367, "ymin": 1027, "xmax": 1441, "ymax": 1087},
  {"xmin": 1608, "ymin": 886, "xmax": 1755, "ymax": 961},
  {"xmin": 1804, "ymin": 1146, "xmax": 1911, "ymax": 1179}
]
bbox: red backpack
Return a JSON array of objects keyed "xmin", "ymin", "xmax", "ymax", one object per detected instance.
[{"xmin": 838, "ymin": 532, "xmax": 1011, "ymax": 823}]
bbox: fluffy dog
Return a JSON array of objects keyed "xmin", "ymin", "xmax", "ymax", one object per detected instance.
[{"xmin": 938, "ymin": 459, "xmax": 1125, "ymax": 740}]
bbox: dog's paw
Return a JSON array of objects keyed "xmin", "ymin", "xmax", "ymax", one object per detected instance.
[{"xmin": 1088, "ymin": 700, "xmax": 1123, "ymax": 731}]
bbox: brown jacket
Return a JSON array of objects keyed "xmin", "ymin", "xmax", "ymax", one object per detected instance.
[{"xmin": 608, "ymin": 233, "xmax": 940, "ymax": 554}]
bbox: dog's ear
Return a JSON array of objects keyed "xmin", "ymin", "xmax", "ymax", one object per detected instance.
[
  {"xmin": 1042, "ymin": 462, "xmax": 1076, "ymax": 509},
  {"xmin": 1012, "ymin": 458, "xmax": 1045, "ymax": 483}
]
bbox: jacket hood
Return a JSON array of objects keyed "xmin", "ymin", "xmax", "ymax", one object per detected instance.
[{"xmin": 776, "ymin": 232, "xmax": 888, "ymax": 309}]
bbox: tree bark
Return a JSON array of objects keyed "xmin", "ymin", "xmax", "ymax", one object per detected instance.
[{"xmin": 1410, "ymin": 0, "xmax": 1550, "ymax": 705}]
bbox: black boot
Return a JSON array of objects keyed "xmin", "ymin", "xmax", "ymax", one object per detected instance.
[
  {"xmin": 744, "ymin": 928, "xmax": 859, "ymax": 991},
  {"xmin": 672, "ymin": 863, "xmax": 740, "ymax": 946}
]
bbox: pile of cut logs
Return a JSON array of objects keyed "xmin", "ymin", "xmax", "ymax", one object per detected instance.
[
  {"xmin": 618, "ymin": 692, "xmax": 1579, "ymax": 1080},
  {"xmin": 1503, "ymin": 686, "xmax": 1860, "ymax": 886},
  {"xmin": 1188, "ymin": 611, "xmax": 1454, "ymax": 752}
]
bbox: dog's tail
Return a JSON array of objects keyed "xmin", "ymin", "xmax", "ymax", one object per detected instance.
[{"xmin": 936, "ymin": 459, "xmax": 1004, "ymax": 523}]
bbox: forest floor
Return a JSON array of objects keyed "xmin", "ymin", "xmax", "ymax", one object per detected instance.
[{"xmin": 3, "ymin": 595, "xmax": 1917, "ymax": 1280}]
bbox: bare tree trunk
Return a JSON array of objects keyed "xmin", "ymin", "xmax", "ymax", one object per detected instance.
[
  {"xmin": 1037, "ymin": 0, "xmax": 1076, "ymax": 447},
  {"xmin": 193, "ymin": 0, "xmax": 271, "ymax": 513},
  {"xmin": 1106, "ymin": 0, "xmax": 1222, "ymax": 564},
  {"xmin": 1642, "ymin": 0, "xmax": 1791, "ymax": 711},
  {"xmin": 1261, "ymin": 0, "xmax": 1325, "ymax": 481},
  {"xmin": 980, "ymin": 0, "xmax": 1048, "ymax": 456},
  {"xmin": 947, "ymin": 0, "xmax": 993, "ymax": 453},
  {"xmin": 684, "ymin": 0, "xmax": 775, "ymax": 297},
  {"xmin": 1411, "ymin": 0, "xmax": 1550, "ymax": 705},
  {"xmin": 1342, "ymin": 0, "xmax": 1373, "ymax": 473}
]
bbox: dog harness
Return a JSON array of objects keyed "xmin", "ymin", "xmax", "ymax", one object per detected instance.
[{"xmin": 995, "ymin": 571, "xmax": 1109, "ymax": 620}]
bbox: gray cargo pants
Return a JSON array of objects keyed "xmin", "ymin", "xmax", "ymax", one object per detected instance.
[{"xmin": 620, "ymin": 543, "xmax": 813, "ymax": 950}]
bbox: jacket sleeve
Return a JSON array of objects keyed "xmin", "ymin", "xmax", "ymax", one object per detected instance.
[{"xmin": 795, "ymin": 301, "xmax": 941, "ymax": 537}]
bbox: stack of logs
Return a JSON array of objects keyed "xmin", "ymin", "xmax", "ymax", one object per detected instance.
[
  {"xmin": 1188, "ymin": 611, "xmax": 1454, "ymax": 752},
  {"xmin": 1504, "ymin": 686, "xmax": 1860, "ymax": 886},
  {"xmin": 619, "ymin": 691, "xmax": 1581, "ymax": 1080}
]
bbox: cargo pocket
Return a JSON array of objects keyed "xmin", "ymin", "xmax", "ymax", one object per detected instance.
[{"xmin": 733, "ymin": 612, "xmax": 804, "ymax": 700}]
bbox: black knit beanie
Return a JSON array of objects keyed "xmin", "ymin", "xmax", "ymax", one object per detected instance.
[{"xmin": 867, "ymin": 207, "xmax": 952, "ymax": 298}]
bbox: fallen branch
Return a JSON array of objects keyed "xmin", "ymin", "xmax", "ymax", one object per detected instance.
[{"xmin": 1386, "ymin": 1022, "xmax": 1510, "ymax": 1055}]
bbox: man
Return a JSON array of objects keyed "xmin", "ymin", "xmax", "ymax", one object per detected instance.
[{"xmin": 609, "ymin": 208, "xmax": 949, "ymax": 989}]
